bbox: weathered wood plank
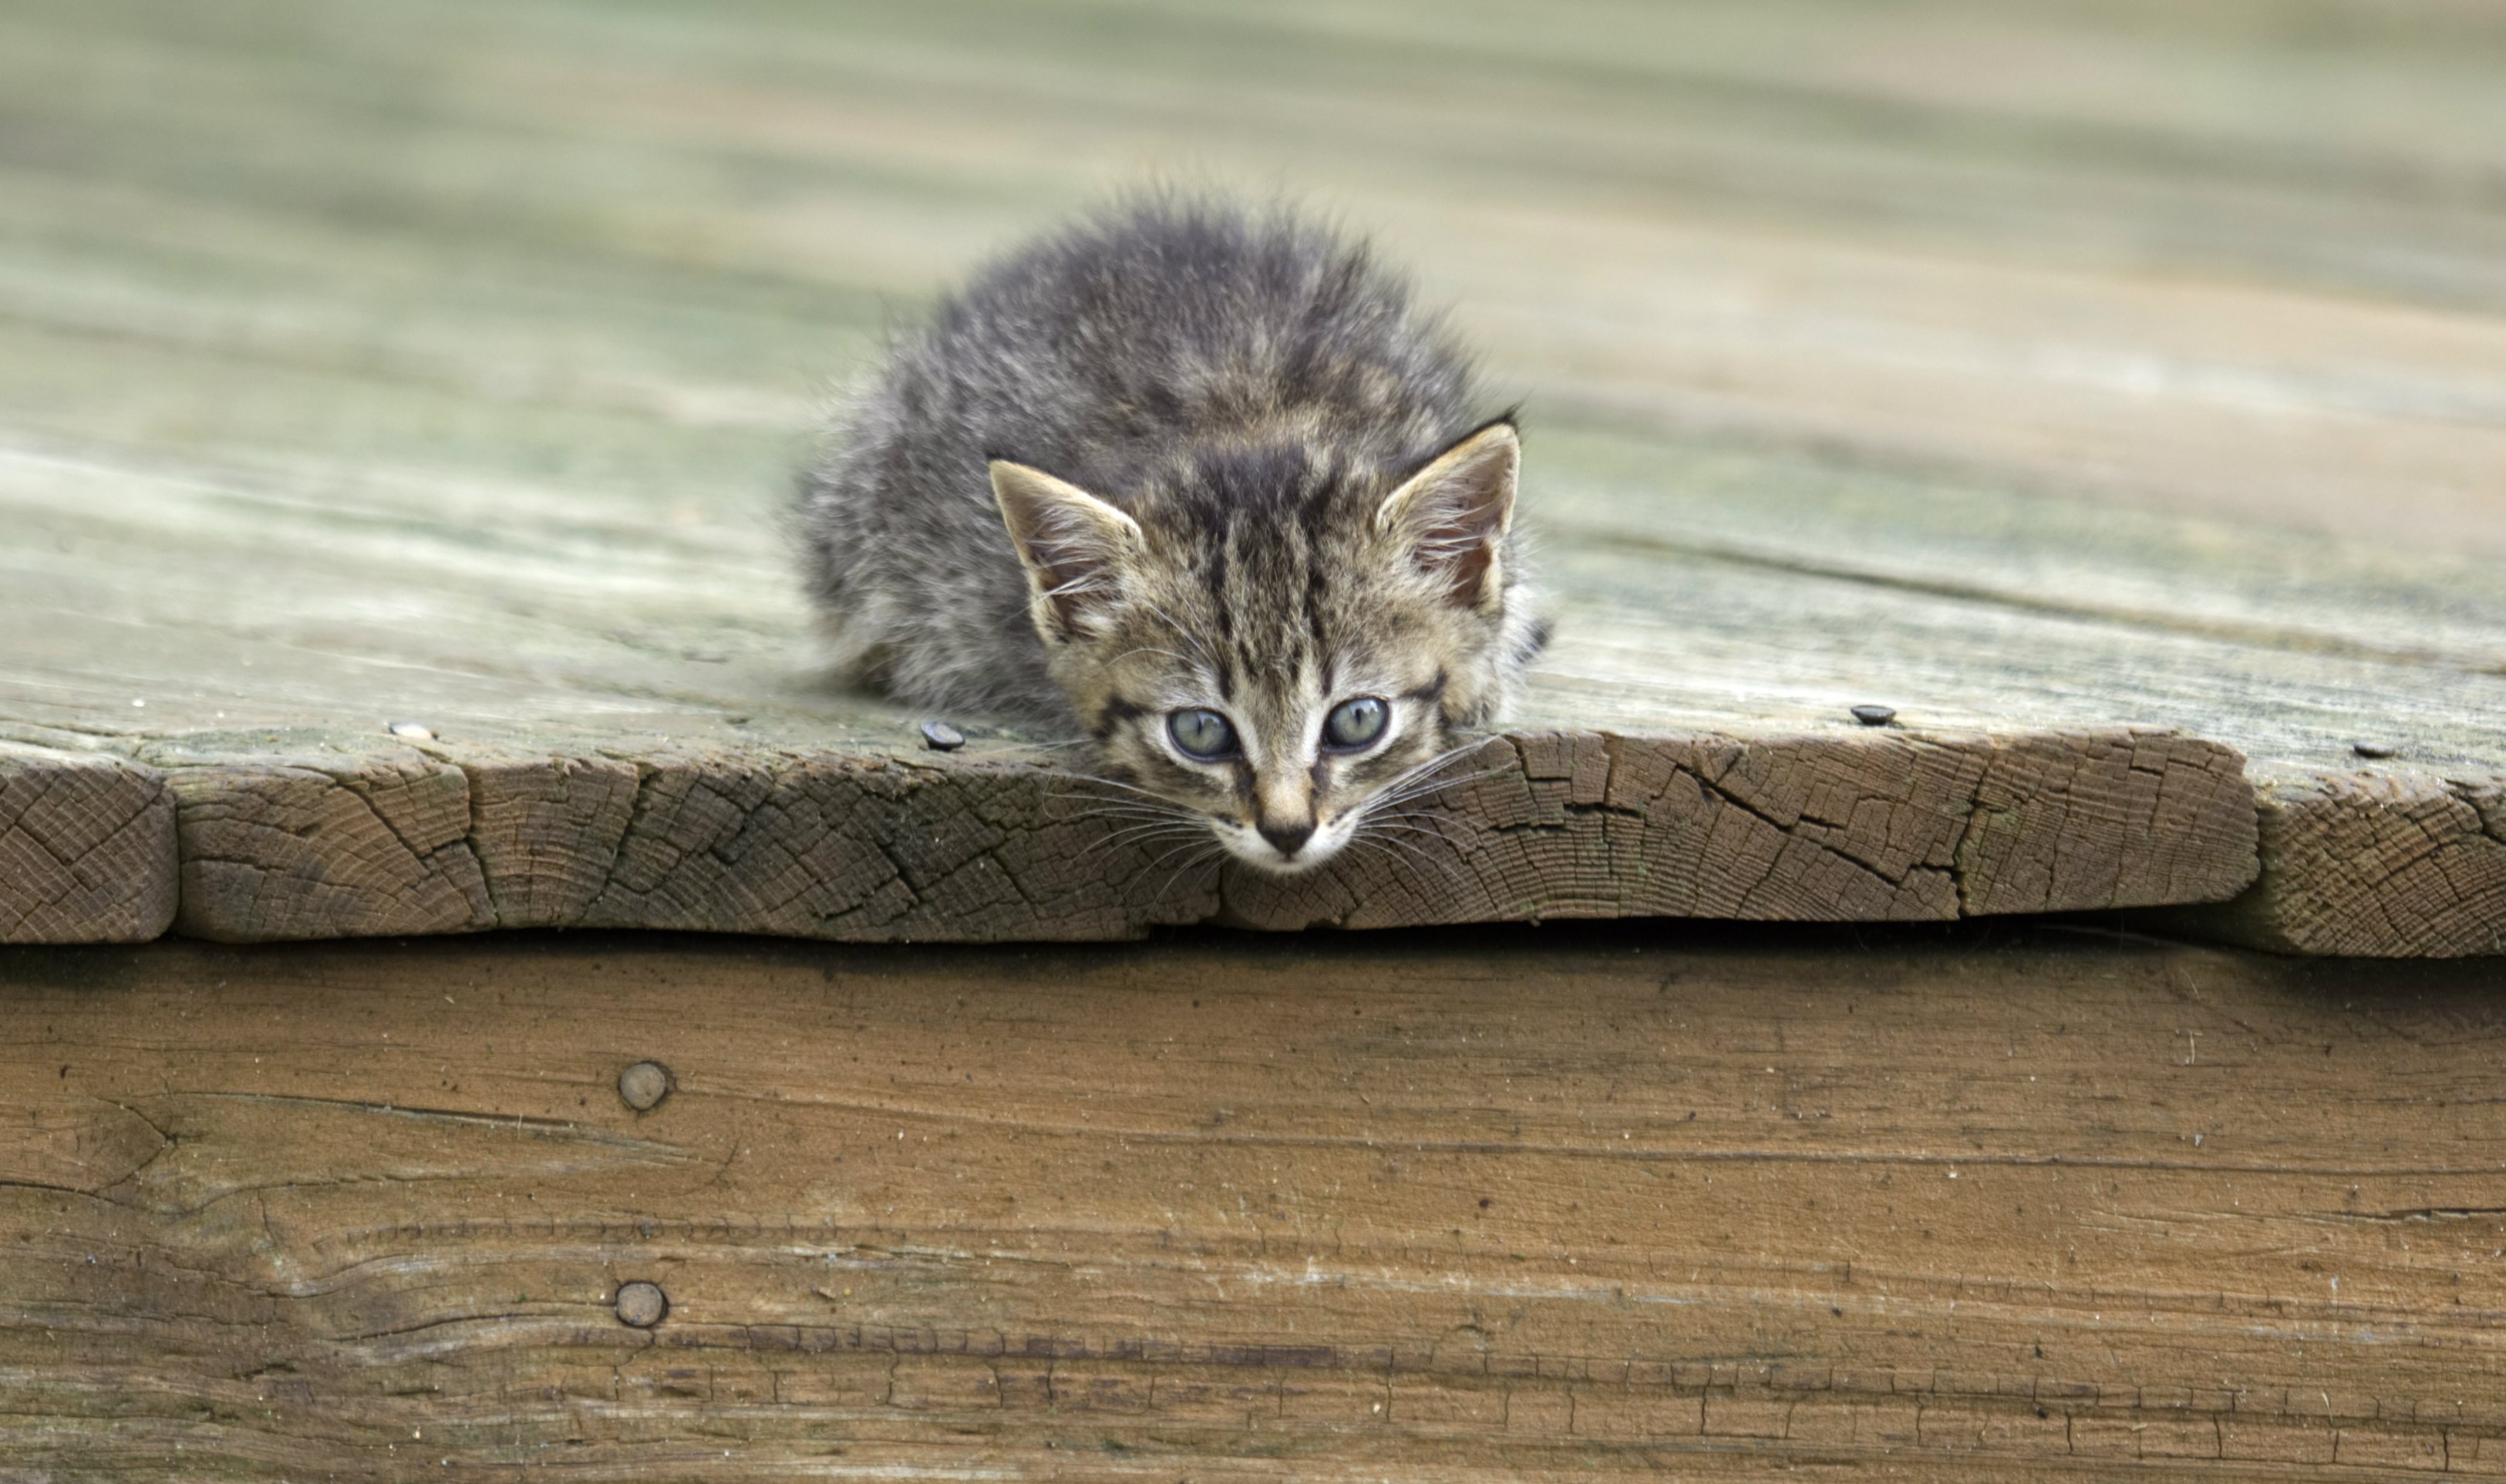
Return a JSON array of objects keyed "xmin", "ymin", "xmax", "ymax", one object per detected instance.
[
  {"xmin": 2188, "ymin": 773, "xmax": 2506, "ymax": 958},
  {"xmin": 0, "ymin": 744, "xmax": 173, "ymax": 943},
  {"xmin": 0, "ymin": 0, "xmax": 2499, "ymax": 950},
  {"xmin": 163, "ymin": 745, "xmax": 493, "ymax": 941},
  {"xmin": 140, "ymin": 729, "xmax": 2255, "ymax": 942},
  {"xmin": 4, "ymin": 930, "xmax": 2501, "ymax": 1476},
  {"xmin": 1528, "ymin": 438, "xmax": 2506, "ymax": 957}
]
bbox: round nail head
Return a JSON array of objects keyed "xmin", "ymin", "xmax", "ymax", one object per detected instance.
[
  {"xmin": 921, "ymin": 721, "xmax": 965, "ymax": 752},
  {"xmin": 617, "ymin": 1060, "xmax": 673, "ymax": 1112},
  {"xmin": 614, "ymin": 1280, "xmax": 669, "ymax": 1328},
  {"xmin": 2350, "ymin": 740, "xmax": 2396, "ymax": 759},
  {"xmin": 387, "ymin": 721, "xmax": 435, "ymax": 742},
  {"xmin": 1850, "ymin": 705, "xmax": 1897, "ymax": 727}
]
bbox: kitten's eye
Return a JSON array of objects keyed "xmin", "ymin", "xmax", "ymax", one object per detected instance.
[
  {"xmin": 1322, "ymin": 696, "xmax": 1389, "ymax": 750},
  {"xmin": 1167, "ymin": 708, "xmax": 1239, "ymax": 760}
]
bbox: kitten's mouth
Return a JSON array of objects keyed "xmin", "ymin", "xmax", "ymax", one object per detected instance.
[{"xmin": 1214, "ymin": 813, "xmax": 1356, "ymax": 874}]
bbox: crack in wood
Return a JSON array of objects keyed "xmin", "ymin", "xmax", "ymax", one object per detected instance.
[
  {"xmin": 5, "ymin": 725, "xmax": 2501, "ymax": 954},
  {"xmin": 0, "ymin": 744, "xmax": 176, "ymax": 943}
]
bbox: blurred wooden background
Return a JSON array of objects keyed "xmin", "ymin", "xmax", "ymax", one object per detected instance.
[{"xmin": 4, "ymin": 0, "xmax": 2502, "ymax": 952}]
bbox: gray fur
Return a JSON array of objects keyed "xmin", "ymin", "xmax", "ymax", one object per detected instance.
[{"xmin": 795, "ymin": 197, "xmax": 1546, "ymax": 873}]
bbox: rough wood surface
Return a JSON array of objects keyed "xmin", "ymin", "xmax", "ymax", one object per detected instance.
[
  {"xmin": 2188, "ymin": 775, "xmax": 2506, "ymax": 959},
  {"xmin": 0, "ymin": 743, "xmax": 173, "ymax": 944},
  {"xmin": 134, "ymin": 729, "xmax": 2258, "ymax": 944},
  {"xmin": 5, "ymin": 929, "xmax": 2503, "ymax": 1478},
  {"xmin": 2, "ymin": 0, "xmax": 2500, "ymax": 950}
]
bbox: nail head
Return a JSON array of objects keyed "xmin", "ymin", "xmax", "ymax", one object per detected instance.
[
  {"xmin": 614, "ymin": 1280, "xmax": 669, "ymax": 1328},
  {"xmin": 2350, "ymin": 741, "xmax": 2396, "ymax": 759},
  {"xmin": 388, "ymin": 721, "xmax": 435, "ymax": 742},
  {"xmin": 1850, "ymin": 705, "xmax": 1897, "ymax": 727},
  {"xmin": 921, "ymin": 721, "xmax": 965, "ymax": 752},
  {"xmin": 617, "ymin": 1060, "xmax": 673, "ymax": 1112}
]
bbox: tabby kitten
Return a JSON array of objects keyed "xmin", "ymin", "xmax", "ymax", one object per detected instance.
[{"xmin": 796, "ymin": 200, "xmax": 1544, "ymax": 874}]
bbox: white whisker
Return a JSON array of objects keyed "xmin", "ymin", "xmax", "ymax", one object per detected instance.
[
  {"xmin": 1138, "ymin": 600, "xmax": 1219, "ymax": 674},
  {"xmin": 1345, "ymin": 833, "xmax": 1464, "ymax": 899},
  {"xmin": 1364, "ymin": 819, "xmax": 1464, "ymax": 846},
  {"xmin": 1130, "ymin": 835, "xmax": 1225, "ymax": 904},
  {"xmin": 1049, "ymin": 771, "xmax": 1181, "ymax": 803},
  {"xmin": 1071, "ymin": 799, "xmax": 1198, "ymax": 819},
  {"xmin": 1099, "ymin": 819, "xmax": 1204, "ymax": 849},
  {"xmin": 1365, "ymin": 765, "xmax": 1509, "ymax": 816},
  {"xmin": 1356, "ymin": 826, "xmax": 1469, "ymax": 897},
  {"xmin": 1362, "ymin": 740, "xmax": 1495, "ymax": 806},
  {"xmin": 1103, "ymin": 645, "xmax": 1194, "ymax": 668}
]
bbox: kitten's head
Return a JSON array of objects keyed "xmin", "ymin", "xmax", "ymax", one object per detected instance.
[{"xmin": 990, "ymin": 422, "xmax": 1536, "ymax": 874}]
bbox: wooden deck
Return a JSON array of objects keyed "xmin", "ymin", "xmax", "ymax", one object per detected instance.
[
  {"xmin": 2, "ymin": 0, "xmax": 2502, "ymax": 954},
  {"xmin": 4, "ymin": 8, "xmax": 2505, "ymax": 1476}
]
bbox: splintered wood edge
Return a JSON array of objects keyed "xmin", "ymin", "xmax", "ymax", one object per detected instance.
[
  {"xmin": 2170, "ymin": 771, "xmax": 2506, "ymax": 958},
  {"xmin": 15, "ymin": 726, "xmax": 2258, "ymax": 947},
  {"xmin": 0, "ymin": 744, "xmax": 177, "ymax": 944},
  {"xmin": 23, "ymin": 729, "xmax": 2497, "ymax": 954}
]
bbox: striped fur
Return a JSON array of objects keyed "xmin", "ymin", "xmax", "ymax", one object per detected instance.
[{"xmin": 796, "ymin": 198, "xmax": 1545, "ymax": 873}]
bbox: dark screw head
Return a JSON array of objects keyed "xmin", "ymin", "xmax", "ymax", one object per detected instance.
[
  {"xmin": 2350, "ymin": 741, "xmax": 2396, "ymax": 759},
  {"xmin": 920, "ymin": 721, "xmax": 965, "ymax": 752},
  {"xmin": 1850, "ymin": 705, "xmax": 1897, "ymax": 727},
  {"xmin": 617, "ymin": 1061, "xmax": 673, "ymax": 1112},
  {"xmin": 614, "ymin": 1280, "xmax": 669, "ymax": 1328}
]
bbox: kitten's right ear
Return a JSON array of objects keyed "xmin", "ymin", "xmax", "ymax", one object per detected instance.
[
  {"xmin": 1375, "ymin": 421, "xmax": 1519, "ymax": 612},
  {"xmin": 989, "ymin": 460, "xmax": 1144, "ymax": 645}
]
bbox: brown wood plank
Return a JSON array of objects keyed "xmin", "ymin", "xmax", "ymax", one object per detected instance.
[
  {"xmin": 0, "ymin": 743, "xmax": 173, "ymax": 943},
  {"xmin": 2186, "ymin": 774, "xmax": 2506, "ymax": 958},
  {"xmin": 1525, "ymin": 435, "xmax": 2506, "ymax": 957},
  {"xmin": 138, "ymin": 729, "xmax": 2255, "ymax": 942},
  {"xmin": 5, "ymin": 929, "xmax": 2502, "ymax": 1476}
]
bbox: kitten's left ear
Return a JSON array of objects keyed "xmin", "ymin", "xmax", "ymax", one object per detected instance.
[{"xmin": 1375, "ymin": 421, "xmax": 1518, "ymax": 611}]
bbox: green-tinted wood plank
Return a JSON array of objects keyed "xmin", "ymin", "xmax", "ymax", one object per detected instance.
[{"xmin": 1, "ymin": 0, "xmax": 2498, "ymax": 951}]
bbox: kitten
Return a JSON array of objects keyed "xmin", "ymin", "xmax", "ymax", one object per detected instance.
[{"xmin": 795, "ymin": 198, "xmax": 1544, "ymax": 874}]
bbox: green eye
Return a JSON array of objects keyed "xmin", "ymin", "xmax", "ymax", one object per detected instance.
[
  {"xmin": 1167, "ymin": 708, "xmax": 1238, "ymax": 760},
  {"xmin": 1322, "ymin": 696, "xmax": 1388, "ymax": 750}
]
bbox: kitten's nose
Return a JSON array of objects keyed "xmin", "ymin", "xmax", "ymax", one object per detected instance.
[{"xmin": 1258, "ymin": 818, "xmax": 1315, "ymax": 859}]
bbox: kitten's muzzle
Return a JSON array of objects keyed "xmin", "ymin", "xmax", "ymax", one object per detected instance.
[{"xmin": 1256, "ymin": 817, "xmax": 1316, "ymax": 860}]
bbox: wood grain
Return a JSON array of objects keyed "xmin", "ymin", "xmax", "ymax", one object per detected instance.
[
  {"xmin": 5, "ymin": 929, "xmax": 2502, "ymax": 1478},
  {"xmin": 2188, "ymin": 772, "xmax": 2506, "ymax": 958},
  {"xmin": 146, "ymin": 729, "xmax": 2255, "ymax": 943},
  {"xmin": 0, "ymin": 0, "xmax": 2500, "ymax": 951},
  {"xmin": 164, "ymin": 745, "xmax": 492, "ymax": 941},
  {"xmin": 0, "ymin": 743, "xmax": 173, "ymax": 944}
]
